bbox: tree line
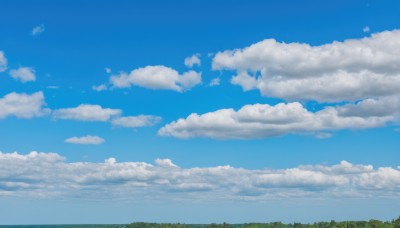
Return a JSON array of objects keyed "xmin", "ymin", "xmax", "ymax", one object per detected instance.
[{"xmin": 126, "ymin": 217, "xmax": 400, "ymax": 228}]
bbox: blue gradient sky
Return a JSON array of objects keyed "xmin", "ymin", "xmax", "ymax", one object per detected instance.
[{"xmin": 0, "ymin": 0, "xmax": 399, "ymax": 224}]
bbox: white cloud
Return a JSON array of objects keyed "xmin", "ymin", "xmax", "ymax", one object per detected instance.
[
  {"xmin": 231, "ymin": 71, "xmax": 257, "ymax": 91},
  {"xmin": 32, "ymin": 24, "xmax": 45, "ymax": 36},
  {"xmin": 92, "ymin": 84, "xmax": 107, "ymax": 92},
  {"xmin": 363, "ymin": 26, "xmax": 370, "ymax": 33},
  {"xmin": 9, "ymin": 67, "xmax": 36, "ymax": 83},
  {"xmin": 0, "ymin": 91, "xmax": 50, "ymax": 119},
  {"xmin": 65, "ymin": 135, "xmax": 105, "ymax": 145},
  {"xmin": 184, "ymin": 54, "xmax": 201, "ymax": 68},
  {"xmin": 105, "ymin": 67, "xmax": 111, "ymax": 74},
  {"xmin": 209, "ymin": 78, "xmax": 220, "ymax": 87},
  {"xmin": 112, "ymin": 115, "xmax": 161, "ymax": 128},
  {"xmin": 0, "ymin": 151, "xmax": 399, "ymax": 200},
  {"xmin": 212, "ymin": 30, "xmax": 400, "ymax": 102},
  {"xmin": 312, "ymin": 132, "xmax": 333, "ymax": 139},
  {"xmin": 109, "ymin": 65, "xmax": 201, "ymax": 92},
  {"xmin": 0, "ymin": 51, "xmax": 7, "ymax": 72},
  {"xmin": 53, "ymin": 104, "xmax": 121, "ymax": 121},
  {"xmin": 159, "ymin": 97, "xmax": 400, "ymax": 139}
]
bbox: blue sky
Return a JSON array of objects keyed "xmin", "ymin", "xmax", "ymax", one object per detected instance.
[{"xmin": 1, "ymin": 0, "xmax": 400, "ymax": 225}]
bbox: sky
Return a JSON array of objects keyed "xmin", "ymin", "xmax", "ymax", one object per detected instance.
[{"xmin": 0, "ymin": 0, "xmax": 400, "ymax": 225}]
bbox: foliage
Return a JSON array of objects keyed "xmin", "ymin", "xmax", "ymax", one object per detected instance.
[{"xmin": 126, "ymin": 217, "xmax": 400, "ymax": 228}]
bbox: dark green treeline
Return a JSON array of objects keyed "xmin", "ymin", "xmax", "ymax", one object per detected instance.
[{"xmin": 127, "ymin": 217, "xmax": 400, "ymax": 228}]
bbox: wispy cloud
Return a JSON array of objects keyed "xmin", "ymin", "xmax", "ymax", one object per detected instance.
[
  {"xmin": 209, "ymin": 78, "xmax": 220, "ymax": 87},
  {"xmin": 53, "ymin": 104, "xmax": 121, "ymax": 121},
  {"xmin": 92, "ymin": 84, "xmax": 107, "ymax": 92},
  {"xmin": 32, "ymin": 24, "xmax": 45, "ymax": 36},
  {"xmin": 112, "ymin": 115, "xmax": 161, "ymax": 128},
  {"xmin": 65, "ymin": 135, "xmax": 105, "ymax": 145},
  {"xmin": 0, "ymin": 51, "xmax": 7, "ymax": 72}
]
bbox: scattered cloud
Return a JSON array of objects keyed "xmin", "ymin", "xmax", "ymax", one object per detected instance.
[
  {"xmin": 109, "ymin": 65, "xmax": 201, "ymax": 92},
  {"xmin": 212, "ymin": 30, "xmax": 400, "ymax": 102},
  {"xmin": 159, "ymin": 97, "xmax": 400, "ymax": 139},
  {"xmin": 209, "ymin": 78, "xmax": 220, "ymax": 87},
  {"xmin": 32, "ymin": 24, "xmax": 45, "ymax": 36},
  {"xmin": 46, "ymin": 86, "xmax": 59, "ymax": 89},
  {"xmin": 184, "ymin": 54, "xmax": 201, "ymax": 68},
  {"xmin": 312, "ymin": 132, "xmax": 333, "ymax": 139},
  {"xmin": 112, "ymin": 115, "xmax": 161, "ymax": 128},
  {"xmin": 9, "ymin": 67, "xmax": 36, "ymax": 83},
  {"xmin": 53, "ymin": 104, "xmax": 121, "ymax": 121},
  {"xmin": 363, "ymin": 26, "xmax": 370, "ymax": 33},
  {"xmin": 92, "ymin": 84, "xmax": 107, "ymax": 92},
  {"xmin": 0, "ymin": 51, "xmax": 7, "ymax": 72},
  {"xmin": 0, "ymin": 91, "xmax": 50, "ymax": 119},
  {"xmin": 0, "ymin": 151, "xmax": 399, "ymax": 200},
  {"xmin": 105, "ymin": 67, "xmax": 111, "ymax": 74},
  {"xmin": 65, "ymin": 135, "xmax": 105, "ymax": 145}
]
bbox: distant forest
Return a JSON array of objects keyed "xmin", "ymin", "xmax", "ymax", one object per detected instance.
[
  {"xmin": 1, "ymin": 217, "xmax": 399, "ymax": 228},
  {"xmin": 126, "ymin": 217, "xmax": 400, "ymax": 228}
]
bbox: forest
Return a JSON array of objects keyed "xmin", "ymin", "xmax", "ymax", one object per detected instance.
[{"xmin": 126, "ymin": 217, "xmax": 400, "ymax": 228}]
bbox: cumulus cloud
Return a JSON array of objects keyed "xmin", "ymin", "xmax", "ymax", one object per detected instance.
[
  {"xmin": 0, "ymin": 51, "xmax": 7, "ymax": 72},
  {"xmin": 109, "ymin": 65, "xmax": 201, "ymax": 92},
  {"xmin": 0, "ymin": 91, "xmax": 50, "ymax": 119},
  {"xmin": 184, "ymin": 54, "xmax": 201, "ymax": 68},
  {"xmin": 9, "ymin": 67, "xmax": 36, "ymax": 83},
  {"xmin": 112, "ymin": 115, "xmax": 161, "ymax": 128},
  {"xmin": 0, "ymin": 151, "xmax": 399, "ymax": 200},
  {"xmin": 212, "ymin": 30, "xmax": 400, "ymax": 102},
  {"xmin": 65, "ymin": 135, "xmax": 105, "ymax": 145},
  {"xmin": 53, "ymin": 104, "xmax": 121, "ymax": 121},
  {"xmin": 32, "ymin": 24, "xmax": 45, "ymax": 36},
  {"xmin": 159, "ymin": 97, "xmax": 400, "ymax": 139}
]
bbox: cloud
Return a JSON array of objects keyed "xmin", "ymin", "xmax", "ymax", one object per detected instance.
[
  {"xmin": 53, "ymin": 104, "xmax": 121, "ymax": 121},
  {"xmin": 109, "ymin": 65, "xmax": 201, "ymax": 92},
  {"xmin": 0, "ymin": 51, "xmax": 7, "ymax": 72},
  {"xmin": 363, "ymin": 26, "xmax": 370, "ymax": 33},
  {"xmin": 312, "ymin": 132, "xmax": 333, "ymax": 139},
  {"xmin": 9, "ymin": 67, "xmax": 36, "ymax": 83},
  {"xmin": 0, "ymin": 91, "xmax": 50, "ymax": 119},
  {"xmin": 111, "ymin": 115, "xmax": 161, "ymax": 128},
  {"xmin": 0, "ymin": 151, "xmax": 399, "ymax": 200},
  {"xmin": 105, "ymin": 67, "xmax": 111, "ymax": 74},
  {"xmin": 65, "ymin": 135, "xmax": 105, "ymax": 145},
  {"xmin": 159, "ymin": 97, "xmax": 400, "ymax": 139},
  {"xmin": 212, "ymin": 30, "xmax": 400, "ymax": 102},
  {"xmin": 92, "ymin": 84, "xmax": 107, "ymax": 92},
  {"xmin": 32, "ymin": 24, "xmax": 45, "ymax": 36},
  {"xmin": 209, "ymin": 78, "xmax": 220, "ymax": 87},
  {"xmin": 184, "ymin": 54, "xmax": 201, "ymax": 68}
]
